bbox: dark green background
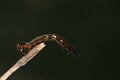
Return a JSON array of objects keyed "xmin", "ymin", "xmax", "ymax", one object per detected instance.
[{"xmin": 0, "ymin": 0, "xmax": 119, "ymax": 80}]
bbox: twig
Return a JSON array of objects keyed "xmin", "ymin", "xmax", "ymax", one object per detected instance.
[{"xmin": 0, "ymin": 43, "xmax": 46, "ymax": 80}]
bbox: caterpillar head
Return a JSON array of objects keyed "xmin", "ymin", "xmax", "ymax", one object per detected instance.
[{"xmin": 16, "ymin": 42, "xmax": 29, "ymax": 55}]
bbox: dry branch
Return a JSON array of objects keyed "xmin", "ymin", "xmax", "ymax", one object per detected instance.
[{"xmin": 0, "ymin": 43, "xmax": 46, "ymax": 80}]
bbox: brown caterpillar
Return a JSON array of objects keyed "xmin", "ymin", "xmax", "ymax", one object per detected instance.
[{"xmin": 16, "ymin": 34, "xmax": 79, "ymax": 56}]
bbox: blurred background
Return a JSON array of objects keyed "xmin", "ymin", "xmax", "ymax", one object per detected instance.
[{"xmin": 0, "ymin": 0, "xmax": 119, "ymax": 80}]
